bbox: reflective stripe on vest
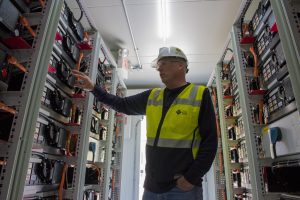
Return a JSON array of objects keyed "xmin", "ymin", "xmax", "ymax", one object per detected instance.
[
  {"xmin": 146, "ymin": 137, "xmax": 201, "ymax": 149},
  {"xmin": 146, "ymin": 84, "xmax": 206, "ymax": 159}
]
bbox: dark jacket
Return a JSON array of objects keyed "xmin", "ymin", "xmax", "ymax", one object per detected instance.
[{"xmin": 92, "ymin": 83, "xmax": 217, "ymax": 193}]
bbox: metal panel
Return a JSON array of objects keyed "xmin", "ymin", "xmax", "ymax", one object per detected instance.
[
  {"xmin": 271, "ymin": 0, "xmax": 300, "ymax": 112},
  {"xmin": 281, "ymin": 0, "xmax": 300, "ymax": 60},
  {"xmin": 0, "ymin": 91, "xmax": 23, "ymax": 105}
]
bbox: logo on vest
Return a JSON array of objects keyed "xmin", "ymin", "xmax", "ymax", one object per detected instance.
[{"xmin": 176, "ymin": 109, "xmax": 187, "ymax": 115}]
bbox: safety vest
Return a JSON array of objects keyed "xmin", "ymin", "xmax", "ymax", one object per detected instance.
[{"xmin": 146, "ymin": 84, "xmax": 206, "ymax": 159}]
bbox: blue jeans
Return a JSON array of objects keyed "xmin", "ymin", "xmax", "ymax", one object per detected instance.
[{"xmin": 142, "ymin": 186, "xmax": 203, "ymax": 200}]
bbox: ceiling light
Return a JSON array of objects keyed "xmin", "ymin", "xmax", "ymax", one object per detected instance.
[{"xmin": 159, "ymin": 0, "xmax": 169, "ymax": 42}]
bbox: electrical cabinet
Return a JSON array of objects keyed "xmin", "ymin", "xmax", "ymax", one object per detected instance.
[
  {"xmin": 210, "ymin": 0, "xmax": 300, "ymax": 199},
  {"xmin": 0, "ymin": 1, "xmax": 126, "ymax": 200}
]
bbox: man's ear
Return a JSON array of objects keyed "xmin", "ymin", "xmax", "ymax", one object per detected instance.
[{"xmin": 178, "ymin": 62, "xmax": 186, "ymax": 71}]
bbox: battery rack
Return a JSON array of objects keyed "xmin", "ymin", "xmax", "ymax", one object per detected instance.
[
  {"xmin": 0, "ymin": 0, "xmax": 126, "ymax": 199},
  {"xmin": 20, "ymin": 0, "xmax": 100, "ymax": 199},
  {"xmin": 97, "ymin": 41, "xmax": 127, "ymax": 200},
  {"xmin": 82, "ymin": 43, "xmax": 117, "ymax": 200},
  {"xmin": 207, "ymin": 72, "xmax": 227, "ymax": 200},
  {"xmin": 110, "ymin": 83, "xmax": 127, "ymax": 200},
  {"xmin": 215, "ymin": 36, "xmax": 255, "ymax": 200},
  {"xmin": 0, "ymin": 0, "xmax": 116, "ymax": 199},
  {"xmin": 0, "ymin": 1, "xmax": 64, "ymax": 199},
  {"xmin": 220, "ymin": 0, "xmax": 300, "ymax": 199}
]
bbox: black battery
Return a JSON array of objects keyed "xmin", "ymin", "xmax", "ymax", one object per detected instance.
[
  {"xmin": 45, "ymin": 86, "xmax": 72, "ymax": 117},
  {"xmin": 85, "ymin": 167, "xmax": 100, "ymax": 185},
  {"xmin": 0, "ymin": 0, "xmax": 20, "ymax": 33},
  {"xmin": 264, "ymin": 166, "xmax": 300, "ymax": 193},
  {"xmin": 0, "ymin": 112, "xmax": 14, "ymax": 141},
  {"xmin": 51, "ymin": 161, "xmax": 64, "ymax": 184}
]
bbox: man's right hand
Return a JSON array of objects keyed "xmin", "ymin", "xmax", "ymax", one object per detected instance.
[{"xmin": 72, "ymin": 70, "xmax": 95, "ymax": 91}]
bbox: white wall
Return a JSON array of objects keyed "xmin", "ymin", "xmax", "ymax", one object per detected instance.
[
  {"xmin": 120, "ymin": 89, "xmax": 146, "ymax": 200},
  {"xmin": 120, "ymin": 115, "xmax": 143, "ymax": 200},
  {"xmin": 205, "ymin": 166, "xmax": 217, "ymax": 200}
]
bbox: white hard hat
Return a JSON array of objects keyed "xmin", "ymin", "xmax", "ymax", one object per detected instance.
[{"xmin": 152, "ymin": 47, "xmax": 188, "ymax": 65}]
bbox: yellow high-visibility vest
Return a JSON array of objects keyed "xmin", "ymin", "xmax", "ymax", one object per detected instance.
[{"xmin": 146, "ymin": 84, "xmax": 206, "ymax": 159}]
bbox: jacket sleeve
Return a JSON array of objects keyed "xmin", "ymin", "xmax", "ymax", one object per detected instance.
[
  {"xmin": 184, "ymin": 88, "xmax": 218, "ymax": 185},
  {"xmin": 92, "ymin": 86, "xmax": 151, "ymax": 115}
]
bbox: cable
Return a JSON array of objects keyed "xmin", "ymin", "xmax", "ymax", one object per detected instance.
[
  {"xmin": 74, "ymin": 9, "xmax": 83, "ymax": 23},
  {"xmin": 99, "ymin": 57, "xmax": 107, "ymax": 65},
  {"xmin": 77, "ymin": 0, "xmax": 97, "ymax": 31},
  {"xmin": 65, "ymin": 1, "xmax": 83, "ymax": 22},
  {"xmin": 59, "ymin": 163, "xmax": 68, "ymax": 200},
  {"xmin": 66, "ymin": 131, "xmax": 72, "ymax": 156},
  {"xmin": 249, "ymin": 46, "xmax": 258, "ymax": 77},
  {"xmin": 226, "ymin": 48, "xmax": 233, "ymax": 53}
]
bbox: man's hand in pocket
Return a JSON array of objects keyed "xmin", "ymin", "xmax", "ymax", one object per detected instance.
[{"xmin": 176, "ymin": 176, "xmax": 194, "ymax": 191}]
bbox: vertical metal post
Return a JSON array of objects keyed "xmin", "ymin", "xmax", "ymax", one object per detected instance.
[
  {"xmin": 103, "ymin": 68, "xmax": 117, "ymax": 200},
  {"xmin": 215, "ymin": 64, "xmax": 234, "ymax": 200},
  {"xmin": 73, "ymin": 32, "xmax": 101, "ymax": 199},
  {"xmin": 114, "ymin": 87, "xmax": 126, "ymax": 199},
  {"xmin": 231, "ymin": 26, "xmax": 264, "ymax": 200}
]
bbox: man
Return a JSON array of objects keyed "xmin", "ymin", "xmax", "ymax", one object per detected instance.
[{"xmin": 73, "ymin": 47, "xmax": 217, "ymax": 200}]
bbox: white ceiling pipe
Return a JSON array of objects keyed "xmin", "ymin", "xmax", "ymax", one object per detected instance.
[{"xmin": 121, "ymin": 0, "xmax": 142, "ymax": 69}]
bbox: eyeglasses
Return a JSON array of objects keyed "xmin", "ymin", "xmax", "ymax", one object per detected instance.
[{"xmin": 155, "ymin": 60, "xmax": 181, "ymax": 70}]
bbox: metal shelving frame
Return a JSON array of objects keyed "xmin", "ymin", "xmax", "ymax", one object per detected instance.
[
  {"xmin": 102, "ymin": 67, "xmax": 117, "ymax": 200},
  {"xmin": 219, "ymin": 1, "xmax": 300, "ymax": 199},
  {"xmin": 231, "ymin": 25, "xmax": 264, "ymax": 200},
  {"xmin": 203, "ymin": 1, "xmax": 300, "ymax": 200},
  {"xmin": 73, "ymin": 32, "xmax": 101, "ymax": 199},
  {"xmin": 0, "ymin": 1, "xmax": 126, "ymax": 199},
  {"xmin": 207, "ymin": 75, "xmax": 226, "ymax": 200},
  {"xmin": 215, "ymin": 61, "xmax": 234, "ymax": 200},
  {"xmin": 112, "ymin": 88, "xmax": 127, "ymax": 200},
  {"xmin": 95, "ymin": 36, "xmax": 127, "ymax": 200},
  {"xmin": 0, "ymin": 1, "xmax": 63, "ymax": 199},
  {"xmin": 103, "ymin": 81, "xmax": 127, "ymax": 200}
]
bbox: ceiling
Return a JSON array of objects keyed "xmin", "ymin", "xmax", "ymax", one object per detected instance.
[{"xmin": 69, "ymin": 0, "xmax": 243, "ymax": 89}]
